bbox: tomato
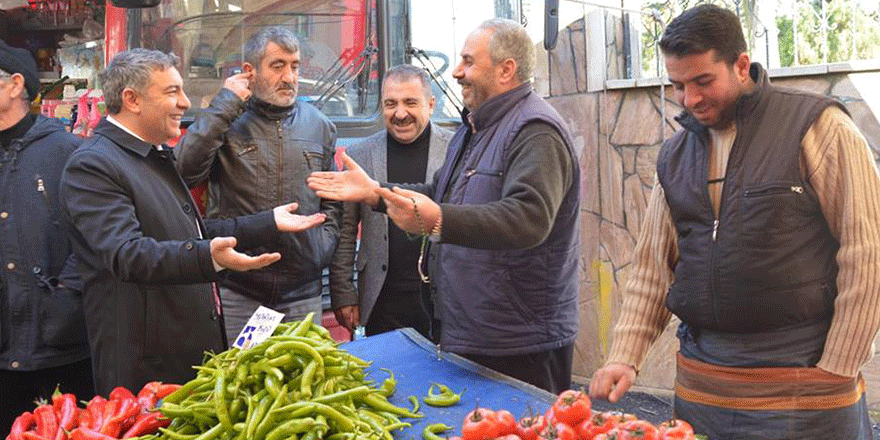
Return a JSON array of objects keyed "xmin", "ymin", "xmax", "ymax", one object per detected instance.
[
  {"xmin": 576, "ymin": 412, "xmax": 616, "ymax": 440},
  {"xmin": 594, "ymin": 429, "xmax": 624, "ymax": 440},
  {"xmin": 658, "ymin": 419, "xmax": 694, "ymax": 440},
  {"xmin": 602, "ymin": 411, "xmax": 637, "ymax": 426},
  {"xmin": 539, "ymin": 423, "xmax": 578, "ymax": 440},
  {"xmin": 616, "ymin": 420, "xmax": 659, "ymax": 440},
  {"xmin": 552, "ymin": 390, "xmax": 592, "ymax": 426},
  {"xmin": 496, "ymin": 435, "xmax": 524, "ymax": 440},
  {"xmin": 516, "ymin": 414, "xmax": 548, "ymax": 440},
  {"xmin": 545, "ymin": 406, "xmax": 556, "ymax": 425},
  {"xmin": 495, "ymin": 410, "xmax": 518, "ymax": 436},
  {"xmin": 462, "ymin": 408, "xmax": 500, "ymax": 440}
]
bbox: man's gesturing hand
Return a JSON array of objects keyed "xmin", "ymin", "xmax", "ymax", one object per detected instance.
[
  {"xmin": 272, "ymin": 202, "xmax": 325, "ymax": 232},
  {"xmin": 589, "ymin": 362, "xmax": 637, "ymax": 403},
  {"xmin": 210, "ymin": 236, "xmax": 280, "ymax": 271},
  {"xmin": 374, "ymin": 186, "xmax": 440, "ymax": 236},
  {"xmin": 333, "ymin": 305, "xmax": 360, "ymax": 333},
  {"xmin": 307, "ymin": 151, "xmax": 380, "ymax": 206}
]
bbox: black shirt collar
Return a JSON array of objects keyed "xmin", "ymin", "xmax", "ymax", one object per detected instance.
[
  {"xmin": 387, "ymin": 123, "xmax": 431, "ymax": 150},
  {"xmin": 0, "ymin": 113, "xmax": 36, "ymax": 150}
]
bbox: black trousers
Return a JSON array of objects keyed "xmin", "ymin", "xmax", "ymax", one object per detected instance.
[
  {"xmin": 0, "ymin": 357, "xmax": 94, "ymax": 435},
  {"xmin": 462, "ymin": 343, "xmax": 574, "ymax": 394},
  {"xmin": 366, "ymin": 283, "xmax": 439, "ymax": 343}
]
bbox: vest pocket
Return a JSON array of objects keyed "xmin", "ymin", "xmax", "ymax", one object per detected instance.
[
  {"xmin": 461, "ymin": 169, "xmax": 504, "ymax": 204},
  {"xmin": 740, "ymin": 180, "xmax": 808, "ymax": 244}
]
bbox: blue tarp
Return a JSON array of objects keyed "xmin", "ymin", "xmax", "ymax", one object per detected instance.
[{"xmin": 341, "ymin": 328, "xmax": 556, "ymax": 437}]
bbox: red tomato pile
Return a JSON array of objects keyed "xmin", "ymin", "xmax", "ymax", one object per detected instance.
[
  {"xmin": 5, "ymin": 382, "xmax": 180, "ymax": 440},
  {"xmin": 453, "ymin": 389, "xmax": 698, "ymax": 440}
]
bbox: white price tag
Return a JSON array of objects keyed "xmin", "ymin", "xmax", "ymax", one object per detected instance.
[{"xmin": 232, "ymin": 306, "xmax": 284, "ymax": 349}]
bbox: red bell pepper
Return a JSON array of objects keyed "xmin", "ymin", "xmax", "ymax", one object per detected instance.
[
  {"xmin": 22, "ymin": 432, "xmax": 48, "ymax": 440},
  {"xmin": 8, "ymin": 412, "xmax": 36, "ymax": 440},
  {"xmin": 107, "ymin": 387, "xmax": 135, "ymax": 402},
  {"xmin": 84, "ymin": 396, "xmax": 107, "ymax": 431},
  {"xmin": 120, "ymin": 413, "xmax": 170, "ymax": 439},
  {"xmin": 68, "ymin": 428, "xmax": 117, "ymax": 440},
  {"xmin": 33, "ymin": 405, "xmax": 58, "ymax": 440},
  {"xmin": 51, "ymin": 393, "xmax": 79, "ymax": 440},
  {"xmin": 155, "ymin": 384, "xmax": 180, "ymax": 399},
  {"xmin": 98, "ymin": 398, "xmax": 139, "ymax": 438}
]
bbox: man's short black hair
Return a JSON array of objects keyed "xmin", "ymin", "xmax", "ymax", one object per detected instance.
[{"xmin": 659, "ymin": 4, "xmax": 747, "ymax": 65}]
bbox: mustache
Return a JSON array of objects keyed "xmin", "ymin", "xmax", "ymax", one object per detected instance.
[
  {"xmin": 277, "ymin": 82, "xmax": 296, "ymax": 91},
  {"xmin": 391, "ymin": 116, "xmax": 415, "ymax": 126}
]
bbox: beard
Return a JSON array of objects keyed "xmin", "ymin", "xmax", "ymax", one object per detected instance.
[{"xmin": 253, "ymin": 76, "xmax": 297, "ymax": 107}]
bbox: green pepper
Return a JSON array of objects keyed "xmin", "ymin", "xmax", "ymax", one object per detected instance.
[
  {"xmin": 378, "ymin": 368, "xmax": 396, "ymax": 397},
  {"xmin": 359, "ymin": 393, "xmax": 423, "ymax": 419},
  {"xmin": 213, "ymin": 371, "xmax": 234, "ymax": 431},
  {"xmin": 422, "ymin": 423, "xmax": 453, "ymax": 440},
  {"xmin": 422, "ymin": 383, "xmax": 464, "ymax": 407},
  {"xmin": 407, "ymin": 396, "xmax": 420, "ymax": 414}
]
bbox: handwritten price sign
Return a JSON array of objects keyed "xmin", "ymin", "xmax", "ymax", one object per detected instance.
[{"xmin": 232, "ymin": 305, "xmax": 284, "ymax": 349}]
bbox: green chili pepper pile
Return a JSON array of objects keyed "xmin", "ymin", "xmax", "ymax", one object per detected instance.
[{"xmin": 149, "ymin": 313, "xmax": 422, "ymax": 440}]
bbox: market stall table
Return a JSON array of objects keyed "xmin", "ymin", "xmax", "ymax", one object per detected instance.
[{"xmin": 341, "ymin": 328, "xmax": 556, "ymax": 437}]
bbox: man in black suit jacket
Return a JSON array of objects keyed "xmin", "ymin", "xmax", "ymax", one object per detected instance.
[{"xmin": 60, "ymin": 48, "xmax": 325, "ymax": 395}]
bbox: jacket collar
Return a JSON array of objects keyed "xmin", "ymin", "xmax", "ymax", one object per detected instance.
[
  {"xmin": 463, "ymin": 82, "xmax": 533, "ymax": 132},
  {"xmin": 94, "ymin": 118, "xmax": 170, "ymax": 158},
  {"xmin": 247, "ymin": 97, "xmax": 296, "ymax": 120},
  {"xmin": 675, "ymin": 62, "xmax": 769, "ymax": 134},
  {"xmin": 11, "ymin": 115, "xmax": 68, "ymax": 148}
]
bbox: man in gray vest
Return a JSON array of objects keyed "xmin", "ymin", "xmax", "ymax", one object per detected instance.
[
  {"xmin": 177, "ymin": 27, "xmax": 341, "ymax": 341},
  {"xmin": 589, "ymin": 5, "xmax": 880, "ymax": 439},
  {"xmin": 329, "ymin": 65, "xmax": 452, "ymax": 341},
  {"xmin": 309, "ymin": 18, "xmax": 580, "ymax": 393}
]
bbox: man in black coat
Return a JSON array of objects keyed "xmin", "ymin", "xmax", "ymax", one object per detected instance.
[
  {"xmin": 0, "ymin": 40, "xmax": 93, "ymax": 433},
  {"xmin": 60, "ymin": 49, "xmax": 325, "ymax": 395}
]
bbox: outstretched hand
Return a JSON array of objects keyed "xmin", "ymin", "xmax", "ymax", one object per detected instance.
[
  {"xmin": 374, "ymin": 186, "xmax": 440, "ymax": 236},
  {"xmin": 589, "ymin": 362, "xmax": 637, "ymax": 403},
  {"xmin": 210, "ymin": 236, "xmax": 281, "ymax": 271},
  {"xmin": 272, "ymin": 202, "xmax": 325, "ymax": 232},
  {"xmin": 307, "ymin": 151, "xmax": 380, "ymax": 206}
]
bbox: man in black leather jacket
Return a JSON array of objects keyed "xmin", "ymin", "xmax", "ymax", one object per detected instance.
[
  {"xmin": 176, "ymin": 27, "xmax": 341, "ymax": 341},
  {"xmin": 0, "ymin": 40, "xmax": 93, "ymax": 434}
]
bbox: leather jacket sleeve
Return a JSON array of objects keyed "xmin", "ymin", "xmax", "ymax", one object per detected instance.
[
  {"xmin": 328, "ymin": 200, "xmax": 360, "ymax": 308},
  {"xmin": 175, "ymin": 88, "xmax": 245, "ymax": 187}
]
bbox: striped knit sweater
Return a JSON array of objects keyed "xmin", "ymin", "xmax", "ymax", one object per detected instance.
[{"xmin": 606, "ymin": 106, "xmax": 880, "ymax": 378}]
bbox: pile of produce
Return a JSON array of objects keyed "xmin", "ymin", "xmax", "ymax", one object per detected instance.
[
  {"xmin": 153, "ymin": 313, "xmax": 423, "ymax": 440},
  {"xmin": 434, "ymin": 389, "xmax": 703, "ymax": 440},
  {"xmin": 6, "ymin": 382, "xmax": 179, "ymax": 440}
]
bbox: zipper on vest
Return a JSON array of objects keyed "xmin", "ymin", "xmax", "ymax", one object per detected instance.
[
  {"xmin": 712, "ymin": 219, "xmax": 719, "ymax": 241},
  {"xmin": 465, "ymin": 168, "xmax": 503, "ymax": 178}
]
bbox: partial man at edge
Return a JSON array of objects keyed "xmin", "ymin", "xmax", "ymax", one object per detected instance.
[{"xmin": 589, "ymin": 5, "xmax": 880, "ymax": 440}]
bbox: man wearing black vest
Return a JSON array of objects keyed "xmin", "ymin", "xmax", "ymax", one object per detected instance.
[
  {"xmin": 309, "ymin": 18, "xmax": 580, "ymax": 394},
  {"xmin": 589, "ymin": 5, "xmax": 880, "ymax": 439}
]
